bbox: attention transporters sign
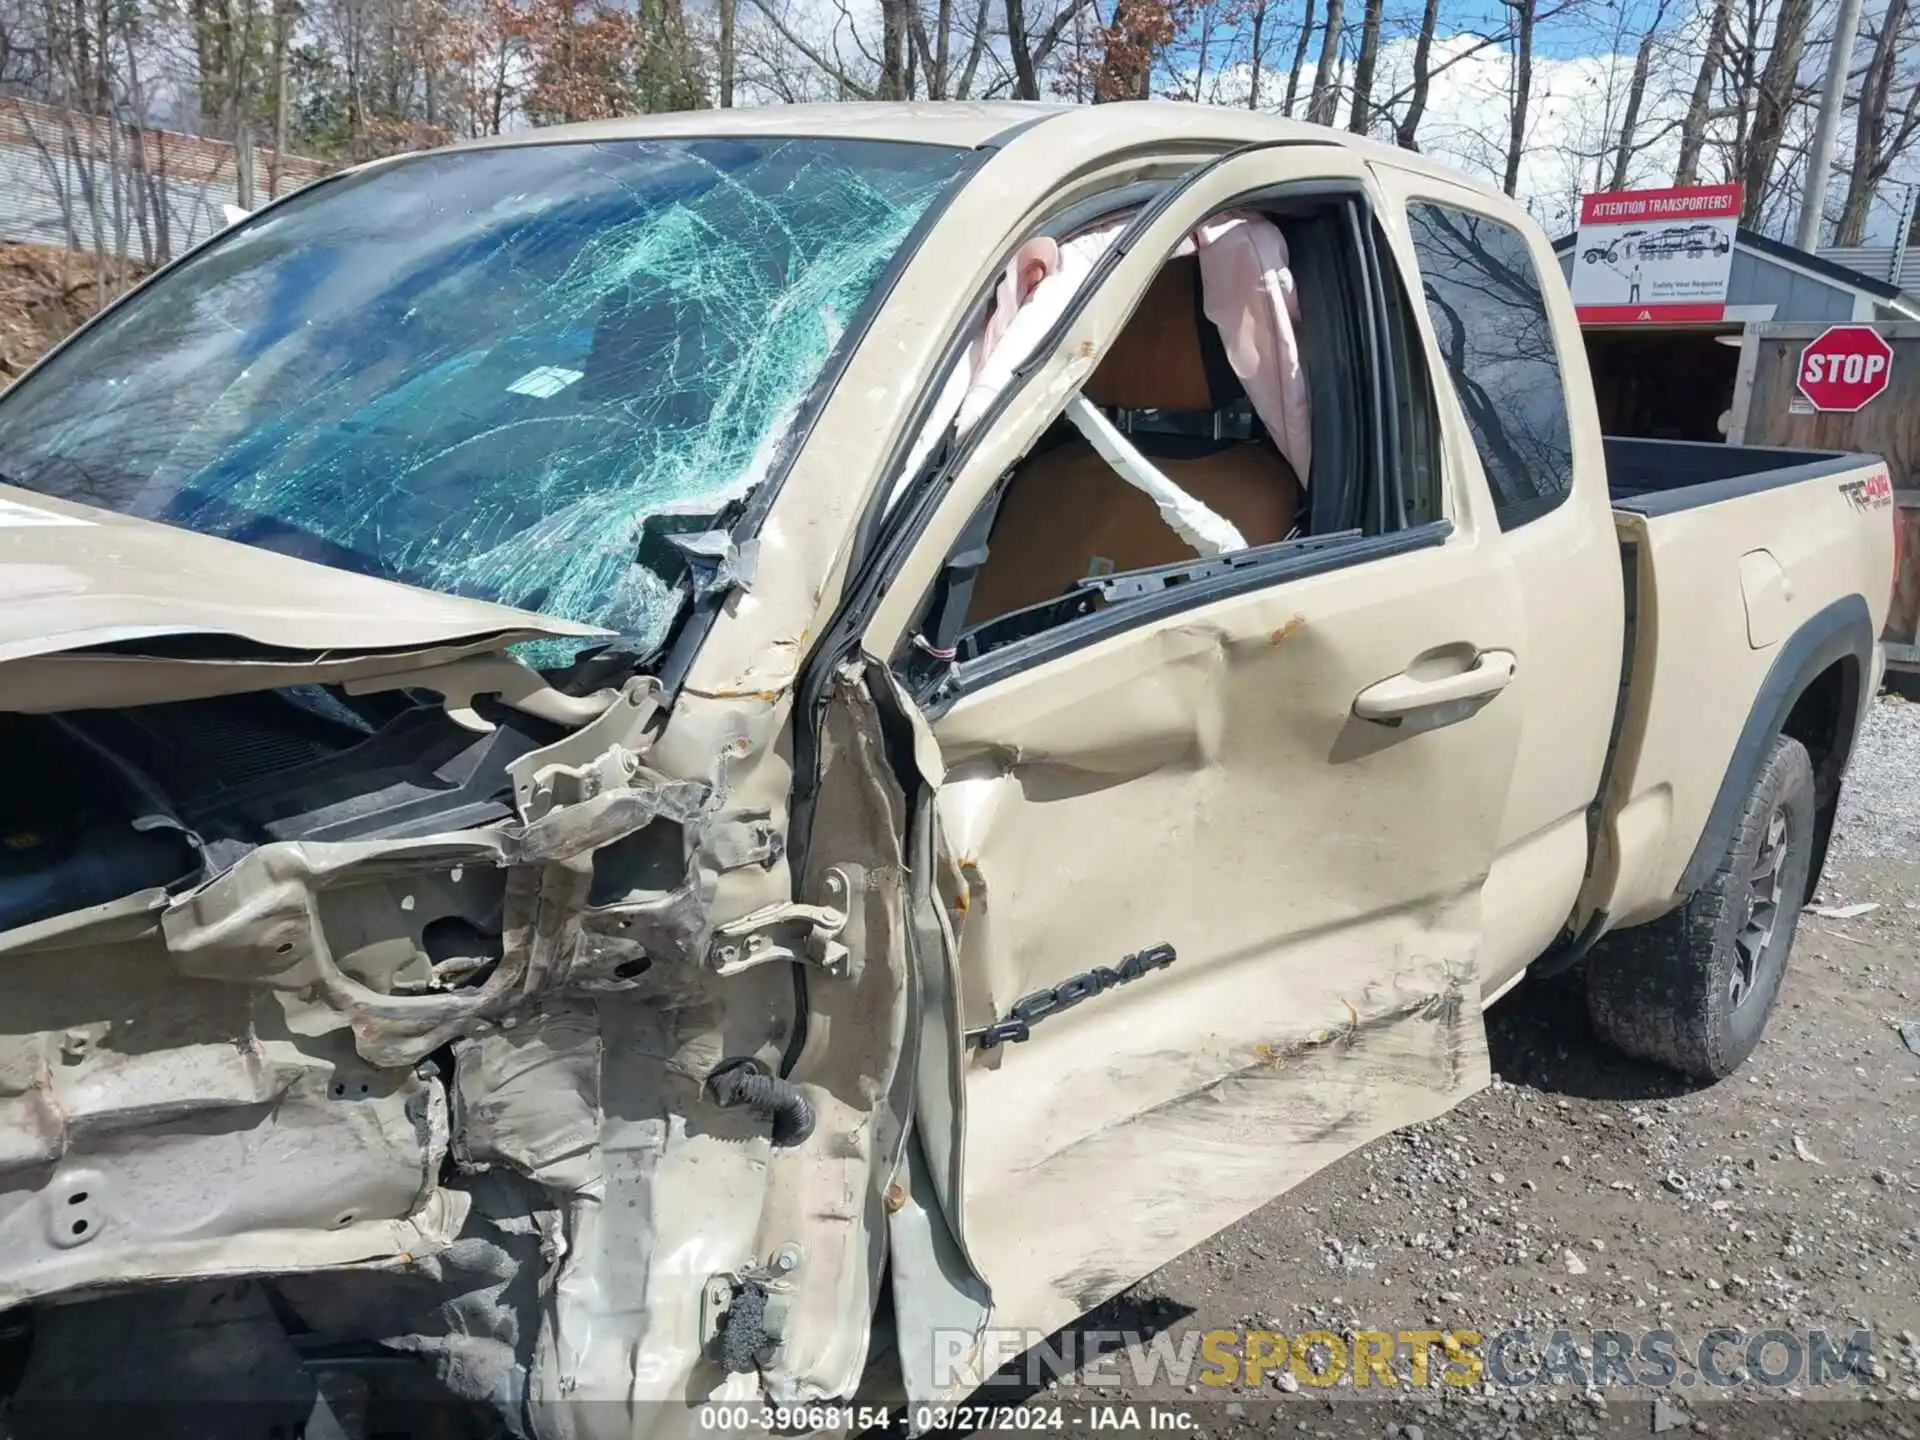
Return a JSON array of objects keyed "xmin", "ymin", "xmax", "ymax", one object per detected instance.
[{"xmin": 1571, "ymin": 184, "xmax": 1741, "ymax": 324}]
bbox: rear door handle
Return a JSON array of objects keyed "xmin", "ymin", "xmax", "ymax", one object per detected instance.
[{"xmin": 1353, "ymin": 649, "xmax": 1517, "ymax": 723}]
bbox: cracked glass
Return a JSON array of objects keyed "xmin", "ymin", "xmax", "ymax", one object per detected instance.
[{"xmin": 0, "ymin": 137, "xmax": 967, "ymax": 654}]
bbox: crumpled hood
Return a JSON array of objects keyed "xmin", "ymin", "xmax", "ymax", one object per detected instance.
[{"xmin": 0, "ymin": 484, "xmax": 611, "ymax": 667}]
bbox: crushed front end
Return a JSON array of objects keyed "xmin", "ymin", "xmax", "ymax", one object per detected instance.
[{"xmin": 0, "ymin": 645, "xmax": 904, "ymax": 1440}]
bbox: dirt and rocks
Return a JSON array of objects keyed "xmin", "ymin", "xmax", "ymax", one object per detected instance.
[
  {"xmin": 0, "ymin": 241, "xmax": 142, "ymax": 383},
  {"xmin": 1001, "ymin": 695, "xmax": 1920, "ymax": 1440}
]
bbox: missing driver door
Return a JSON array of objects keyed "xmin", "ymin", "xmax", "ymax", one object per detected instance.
[{"xmin": 863, "ymin": 144, "xmax": 1524, "ymax": 1345}]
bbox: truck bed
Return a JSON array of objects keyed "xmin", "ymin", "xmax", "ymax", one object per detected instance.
[
  {"xmin": 1605, "ymin": 436, "xmax": 1862, "ymax": 515},
  {"xmin": 1584, "ymin": 435, "xmax": 1893, "ymax": 932}
]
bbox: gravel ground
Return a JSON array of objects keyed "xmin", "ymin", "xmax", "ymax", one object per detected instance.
[
  {"xmin": 999, "ymin": 695, "xmax": 1920, "ymax": 1440},
  {"xmin": 1831, "ymin": 694, "xmax": 1920, "ymax": 862}
]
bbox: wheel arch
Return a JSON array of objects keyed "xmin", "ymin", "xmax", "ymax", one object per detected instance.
[{"xmin": 1677, "ymin": 593, "xmax": 1874, "ymax": 904}]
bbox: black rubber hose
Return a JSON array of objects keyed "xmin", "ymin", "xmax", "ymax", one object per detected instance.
[{"xmin": 706, "ymin": 1063, "xmax": 816, "ymax": 1146}]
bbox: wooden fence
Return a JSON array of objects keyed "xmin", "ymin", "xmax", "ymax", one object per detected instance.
[{"xmin": 1737, "ymin": 322, "xmax": 1920, "ymax": 666}]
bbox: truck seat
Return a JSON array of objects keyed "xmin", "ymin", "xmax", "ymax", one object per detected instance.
[{"xmin": 967, "ymin": 257, "xmax": 1303, "ymax": 626}]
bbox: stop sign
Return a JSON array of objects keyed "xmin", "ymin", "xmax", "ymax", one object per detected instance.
[{"xmin": 1797, "ymin": 324, "xmax": 1894, "ymax": 412}]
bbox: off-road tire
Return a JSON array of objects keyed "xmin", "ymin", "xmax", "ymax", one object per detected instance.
[{"xmin": 1586, "ymin": 734, "xmax": 1815, "ymax": 1081}]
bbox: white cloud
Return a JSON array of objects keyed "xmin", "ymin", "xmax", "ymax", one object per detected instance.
[
  {"xmin": 1184, "ymin": 25, "xmax": 1721, "ymax": 228},
  {"xmin": 1372, "ymin": 33, "xmax": 1696, "ymax": 232},
  {"xmin": 1167, "ymin": 25, "xmax": 1708, "ymax": 228}
]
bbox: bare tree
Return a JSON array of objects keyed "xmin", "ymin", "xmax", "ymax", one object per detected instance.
[
  {"xmin": 1834, "ymin": 0, "xmax": 1920, "ymax": 243},
  {"xmin": 877, "ymin": 0, "xmax": 906, "ymax": 94},
  {"xmin": 1604, "ymin": 0, "xmax": 1674, "ymax": 189},
  {"xmin": 1243, "ymin": 0, "xmax": 1268, "ymax": 107},
  {"xmin": 1346, "ymin": 0, "xmax": 1383, "ymax": 132},
  {"xmin": 8, "ymin": 0, "xmax": 1817, "ymax": 292},
  {"xmin": 949, "ymin": 0, "xmax": 996, "ymax": 95},
  {"xmin": 1673, "ymin": 0, "xmax": 1729, "ymax": 183},
  {"xmin": 1737, "ymin": 0, "xmax": 1814, "ymax": 223},
  {"xmin": 268, "ymin": 0, "xmax": 290, "ymax": 192},
  {"xmin": 1006, "ymin": 0, "xmax": 1039, "ymax": 95},
  {"xmin": 1305, "ymin": 0, "xmax": 1341, "ymax": 123},
  {"xmin": 716, "ymin": 0, "xmax": 736, "ymax": 101},
  {"xmin": 1009, "ymin": 0, "xmax": 1098, "ymax": 95},
  {"xmin": 1280, "ymin": 0, "xmax": 1315, "ymax": 115},
  {"xmin": 1393, "ymin": 0, "xmax": 1443, "ymax": 146},
  {"xmin": 1501, "ymin": 0, "xmax": 1536, "ymax": 195}
]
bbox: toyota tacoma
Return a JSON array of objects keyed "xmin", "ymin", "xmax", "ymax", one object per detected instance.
[{"xmin": 0, "ymin": 103, "xmax": 1896, "ymax": 1438}]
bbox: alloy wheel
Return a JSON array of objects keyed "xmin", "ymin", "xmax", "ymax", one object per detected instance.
[{"xmin": 1731, "ymin": 804, "xmax": 1789, "ymax": 1009}]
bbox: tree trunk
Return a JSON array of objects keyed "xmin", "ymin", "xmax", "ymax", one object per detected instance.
[
  {"xmin": 1393, "ymin": 0, "xmax": 1441, "ymax": 148},
  {"xmin": 1502, "ymin": 0, "xmax": 1534, "ymax": 196},
  {"xmin": 1306, "ymin": 0, "xmax": 1343, "ymax": 125},
  {"xmin": 717, "ymin": 0, "xmax": 736, "ymax": 103},
  {"xmin": 1834, "ymin": 0, "xmax": 1905, "ymax": 244},
  {"xmin": 189, "ymin": 0, "xmax": 218, "ymax": 123},
  {"xmin": 932, "ymin": 0, "xmax": 952, "ymax": 97},
  {"xmin": 92, "ymin": 0, "xmax": 126, "ymax": 273},
  {"xmin": 1007, "ymin": 0, "xmax": 1039, "ymax": 97},
  {"xmin": 1738, "ymin": 0, "xmax": 1813, "ymax": 224},
  {"xmin": 1674, "ymin": 0, "xmax": 1730, "ymax": 184},
  {"xmin": 1190, "ymin": 5, "xmax": 1217, "ymax": 100},
  {"xmin": 235, "ymin": 116, "xmax": 254, "ymax": 209},
  {"xmin": 1346, "ymin": 0, "xmax": 1383, "ymax": 133},
  {"xmin": 1606, "ymin": 26, "xmax": 1656, "ymax": 189},
  {"xmin": 490, "ymin": 39, "xmax": 508, "ymax": 132},
  {"xmin": 271, "ymin": 0, "xmax": 290, "ymax": 196},
  {"xmin": 1246, "ymin": 0, "xmax": 1266, "ymax": 108},
  {"xmin": 1281, "ymin": 0, "xmax": 1316, "ymax": 116},
  {"xmin": 1726, "ymin": 0, "xmax": 1759, "ymax": 172},
  {"xmin": 345, "ymin": 0, "xmax": 365, "ymax": 136},
  {"xmin": 954, "ymin": 0, "xmax": 994, "ymax": 96},
  {"xmin": 121, "ymin": 28, "xmax": 158, "ymax": 265}
]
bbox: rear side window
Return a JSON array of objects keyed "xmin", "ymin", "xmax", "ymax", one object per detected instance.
[{"xmin": 1405, "ymin": 202, "xmax": 1573, "ymax": 529}]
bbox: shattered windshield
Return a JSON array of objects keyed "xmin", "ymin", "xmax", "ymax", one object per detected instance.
[{"xmin": 0, "ymin": 137, "xmax": 967, "ymax": 651}]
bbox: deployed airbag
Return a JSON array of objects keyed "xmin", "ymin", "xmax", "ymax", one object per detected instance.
[{"xmin": 1181, "ymin": 211, "xmax": 1313, "ymax": 479}]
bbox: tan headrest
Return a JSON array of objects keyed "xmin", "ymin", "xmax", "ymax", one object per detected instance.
[{"xmin": 1083, "ymin": 255, "xmax": 1214, "ymax": 412}]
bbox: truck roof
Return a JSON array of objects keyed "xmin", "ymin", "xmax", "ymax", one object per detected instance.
[
  {"xmin": 451, "ymin": 100, "xmax": 1070, "ymax": 151},
  {"xmin": 438, "ymin": 100, "xmax": 1496, "ymax": 195}
]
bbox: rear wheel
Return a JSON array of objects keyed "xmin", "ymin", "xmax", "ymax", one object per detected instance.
[{"xmin": 1586, "ymin": 734, "xmax": 1815, "ymax": 1081}]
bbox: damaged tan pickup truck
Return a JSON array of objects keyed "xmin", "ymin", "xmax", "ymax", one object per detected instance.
[{"xmin": 0, "ymin": 103, "xmax": 1898, "ymax": 1437}]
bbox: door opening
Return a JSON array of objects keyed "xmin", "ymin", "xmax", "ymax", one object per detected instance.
[{"xmin": 1582, "ymin": 326, "xmax": 1742, "ymax": 442}]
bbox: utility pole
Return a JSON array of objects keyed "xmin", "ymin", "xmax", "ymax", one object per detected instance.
[{"xmin": 1796, "ymin": 0, "xmax": 1866, "ymax": 250}]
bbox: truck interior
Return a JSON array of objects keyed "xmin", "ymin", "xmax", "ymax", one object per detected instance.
[
  {"xmin": 963, "ymin": 253, "xmax": 1305, "ymax": 620},
  {"xmin": 898, "ymin": 191, "xmax": 1441, "ymax": 687}
]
